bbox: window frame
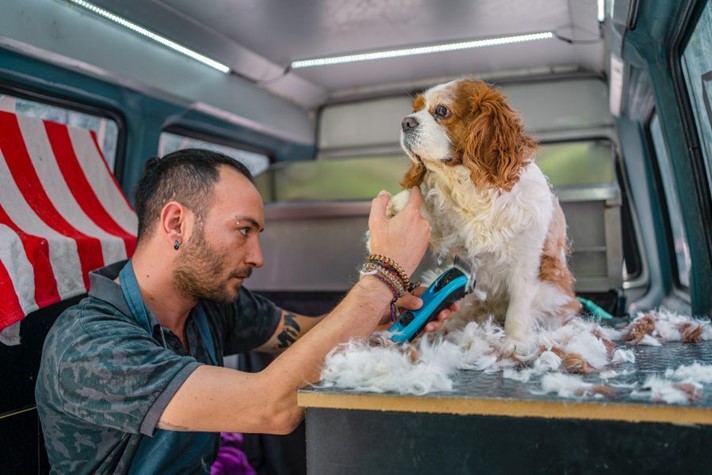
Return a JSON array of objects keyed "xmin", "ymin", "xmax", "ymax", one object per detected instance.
[
  {"xmin": 159, "ymin": 125, "xmax": 274, "ymax": 177},
  {"xmin": 0, "ymin": 83, "xmax": 125, "ymax": 172},
  {"xmin": 644, "ymin": 109, "xmax": 692, "ymax": 291},
  {"xmin": 671, "ymin": 0, "xmax": 712, "ymax": 257},
  {"xmin": 679, "ymin": 0, "xmax": 712, "ymax": 191}
]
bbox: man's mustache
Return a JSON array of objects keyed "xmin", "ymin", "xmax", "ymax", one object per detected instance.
[{"xmin": 230, "ymin": 268, "xmax": 253, "ymax": 279}]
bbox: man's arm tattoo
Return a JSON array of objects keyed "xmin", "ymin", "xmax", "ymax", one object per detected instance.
[{"xmin": 276, "ymin": 313, "xmax": 301, "ymax": 349}]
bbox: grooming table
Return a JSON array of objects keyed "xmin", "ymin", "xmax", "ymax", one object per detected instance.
[{"xmin": 299, "ymin": 341, "xmax": 712, "ymax": 474}]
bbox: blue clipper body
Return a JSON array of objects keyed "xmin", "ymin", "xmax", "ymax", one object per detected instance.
[{"xmin": 388, "ymin": 266, "xmax": 472, "ymax": 343}]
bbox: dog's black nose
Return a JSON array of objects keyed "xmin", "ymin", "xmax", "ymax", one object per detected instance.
[{"xmin": 401, "ymin": 116, "xmax": 419, "ymax": 132}]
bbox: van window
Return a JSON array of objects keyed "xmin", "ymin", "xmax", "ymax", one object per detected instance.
[
  {"xmin": 261, "ymin": 140, "xmax": 615, "ymax": 202},
  {"xmin": 261, "ymin": 155, "xmax": 405, "ymax": 202},
  {"xmin": 0, "ymin": 92, "xmax": 119, "ymax": 169},
  {"xmin": 649, "ymin": 113, "xmax": 691, "ymax": 288},
  {"xmin": 537, "ymin": 140, "xmax": 615, "ymax": 186},
  {"xmin": 158, "ymin": 131, "xmax": 270, "ymax": 177},
  {"xmin": 681, "ymin": 0, "xmax": 712, "ymax": 189}
]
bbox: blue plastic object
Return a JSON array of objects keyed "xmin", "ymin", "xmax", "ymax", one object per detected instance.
[
  {"xmin": 576, "ymin": 296, "xmax": 614, "ymax": 320},
  {"xmin": 388, "ymin": 267, "xmax": 472, "ymax": 343}
]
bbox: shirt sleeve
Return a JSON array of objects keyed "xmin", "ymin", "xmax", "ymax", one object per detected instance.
[
  {"xmin": 52, "ymin": 305, "xmax": 201, "ymax": 435},
  {"xmin": 205, "ymin": 287, "xmax": 282, "ymax": 355}
]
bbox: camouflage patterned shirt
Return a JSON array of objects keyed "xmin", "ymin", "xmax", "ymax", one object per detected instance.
[{"xmin": 35, "ymin": 260, "xmax": 282, "ymax": 474}]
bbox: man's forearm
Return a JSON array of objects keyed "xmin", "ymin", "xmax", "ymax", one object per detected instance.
[
  {"xmin": 256, "ymin": 311, "xmax": 329, "ymax": 353},
  {"xmin": 266, "ymin": 274, "xmax": 392, "ymax": 384},
  {"xmin": 158, "ymin": 275, "xmax": 394, "ymax": 435},
  {"xmin": 159, "ymin": 189, "xmax": 430, "ymax": 434}
]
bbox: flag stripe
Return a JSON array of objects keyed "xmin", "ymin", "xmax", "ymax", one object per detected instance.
[
  {"xmin": 0, "ymin": 112, "xmax": 104, "ymax": 288},
  {"xmin": 73, "ymin": 128, "xmax": 138, "ymax": 235},
  {"xmin": 46, "ymin": 121, "xmax": 136, "ymax": 256},
  {"xmin": 0, "ymin": 147, "xmax": 84, "ymax": 300},
  {"xmin": 0, "ymin": 210, "xmax": 60, "ymax": 310},
  {"xmin": 0, "ymin": 111, "xmax": 137, "ymax": 332},
  {"xmin": 17, "ymin": 115, "xmax": 125, "ymax": 266},
  {"xmin": 0, "ymin": 262, "xmax": 25, "ymax": 330}
]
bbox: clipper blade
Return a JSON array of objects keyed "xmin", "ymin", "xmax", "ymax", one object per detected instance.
[{"xmin": 452, "ymin": 256, "xmax": 476, "ymax": 294}]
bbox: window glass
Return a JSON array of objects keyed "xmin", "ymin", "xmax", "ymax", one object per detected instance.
[
  {"xmin": 262, "ymin": 155, "xmax": 406, "ymax": 202},
  {"xmin": 537, "ymin": 140, "xmax": 615, "ymax": 186},
  {"xmin": 681, "ymin": 0, "xmax": 712, "ymax": 189},
  {"xmin": 650, "ymin": 113, "xmax": 691, "ymax": 288},
  {"xmin": 0, "ymin": 93, "xmax": 119, "ymax": 169},
  {"xmin": 259, "ymin": 140, "xmax": 615, "ymax": 202},
  {"xmin": 158, "ymin": 131, "xmax": 270, "ymax": 177}
]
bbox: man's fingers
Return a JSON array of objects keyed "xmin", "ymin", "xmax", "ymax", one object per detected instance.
[
  {"xmin": 404, "ymin": 186, "xmax": 423, "ymax": 209},
  {"xmin": 425, "ymin": 322, "xmax": 440, "ymax": 332},
  {"xmin": 397, "ymin": 293, "xmax": 423, "ymax": 310},
  {"xmin": 411, "ymin": 286, "xmax": 426, "ymax": 298},
  {"xmin": 436, "ymin": 309, "xmax": 451, "ymax": 321},
  {"xmin": 369, "ymin": 190, "xmax": 391, "ymax": 225}
]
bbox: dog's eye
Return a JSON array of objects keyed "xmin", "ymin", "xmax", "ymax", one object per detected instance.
[{"xmin": 434, "ymin": 105, "xmax": 450, "ymax": 118}]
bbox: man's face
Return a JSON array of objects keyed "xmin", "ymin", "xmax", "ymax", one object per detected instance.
[{"xmin": 173, "ymin": 166, "xmax": 265, "ymax": 303}]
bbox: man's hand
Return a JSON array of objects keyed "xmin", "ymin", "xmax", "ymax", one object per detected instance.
[
  {"xmin": 367, "ymin": 188, "xmax": 430, "ymax": 277},
  {"xmin": 375, "ymin": 287, "xmax": 461, "ymax": 333}
]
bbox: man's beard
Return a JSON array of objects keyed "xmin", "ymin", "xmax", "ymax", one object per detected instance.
[{"xmin": 173, "ymin": 226, "xmax": 252, "ymax": 303}]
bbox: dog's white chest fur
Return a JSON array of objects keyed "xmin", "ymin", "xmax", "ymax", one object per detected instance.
[
  {"xmin": 388, "ymin": 162, "xmax": 557, "ymax": 331},
  {"xmin": 427, "ymin": 163, "xmax": 553, "ymax": 296}
]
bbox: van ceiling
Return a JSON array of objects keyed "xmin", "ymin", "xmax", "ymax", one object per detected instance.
[{"xmin": 87, "ymin": 0, "xmax": 606, "ymax": 107}]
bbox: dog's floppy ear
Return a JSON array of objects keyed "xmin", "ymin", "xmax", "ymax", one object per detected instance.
[
  {"xmin": 461, "ymin": 84, "xmax": 537, "ymax": 191},
  {"xmin": 401, "ymin": 162, "xmax": 427, "ymax": 188}
]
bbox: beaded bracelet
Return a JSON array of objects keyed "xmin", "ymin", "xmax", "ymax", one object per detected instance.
[
  {"xmin": 359, "ymin": 261, "xmax": 406, "ymax": 322},
  {"xmin": 366, "ymin": 254, "xmax": 412, "ymax": 289},
  {"xmin": 378, "ymin": 260, "xmax": 422, "ymax": 293},
  {"xmin": 360, "ymin": 261, "xmax": 406, "ymax": 297}
]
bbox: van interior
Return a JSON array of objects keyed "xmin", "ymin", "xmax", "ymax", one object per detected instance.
[{"xmin": 1, "ymin": 0, "xmax": 712, "ymax": 473}]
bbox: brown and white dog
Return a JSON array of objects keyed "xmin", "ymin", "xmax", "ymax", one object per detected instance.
[{"xmin": 388, "ymin": 78, "xmax": 581, "ymax": 342}]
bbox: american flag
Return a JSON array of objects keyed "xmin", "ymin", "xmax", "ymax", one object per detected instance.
[{"xmin": 0, "ymin": 111, "xmax": 137, "ymax": 335}]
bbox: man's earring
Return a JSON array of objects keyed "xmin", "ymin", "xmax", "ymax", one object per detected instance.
[{"xmin": 174, "ymin": 240, "xmax": 180, "ymax": 250}]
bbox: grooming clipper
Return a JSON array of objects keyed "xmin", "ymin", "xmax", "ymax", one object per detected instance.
[{"xmin": 388, "ymin": 259, "xmax": 474, "ymax": 343}]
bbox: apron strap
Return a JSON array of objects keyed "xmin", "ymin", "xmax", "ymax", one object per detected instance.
[
  {"xmin": 119, "ymin": 260, "xmax": 220, "ymax": 473},
  {"xmin": 119, "ymin": 260, "xmax": 152, "ymax": 334},
  {"xmin": 119, "ymin": 260, "xmax": 218, "ymax": 364},
  {"xmin": 194, "ymin": 304, "xmax": 218, "ymax": 365}
]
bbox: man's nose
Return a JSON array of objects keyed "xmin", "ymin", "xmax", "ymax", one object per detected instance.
[{"xmin": 247, "ymin": 238, "xmax": 264, "ymax": 268}]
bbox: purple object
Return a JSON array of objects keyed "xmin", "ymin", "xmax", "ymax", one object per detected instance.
[{"xmin": 211, "ymin": 432, "xmax": 256, "ymax": 475}]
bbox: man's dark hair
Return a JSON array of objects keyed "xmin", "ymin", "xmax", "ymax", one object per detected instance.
[{"xmin": 133, "ymin": 148, "xmax": 254, "ymax": 240}]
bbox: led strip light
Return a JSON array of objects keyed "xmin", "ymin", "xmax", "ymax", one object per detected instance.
[
  {"xmin": 67, "ymin": 0, "xmax": 231, "ymax": 73},
  {"xmin": 291, "ymin": 32, "xmax": 555, "ymax": 69}
]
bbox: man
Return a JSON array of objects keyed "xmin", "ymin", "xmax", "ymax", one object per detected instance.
[{"xmin": 36, "ymin": 148, "xmax": 449, "ymax": 473}]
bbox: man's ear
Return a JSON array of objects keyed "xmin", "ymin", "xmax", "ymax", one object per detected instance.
[{"xmin": 160, "ymin": 201, "xmax": 188, "ymax": 244}]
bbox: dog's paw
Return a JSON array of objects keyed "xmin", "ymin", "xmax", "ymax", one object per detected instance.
[
  {"xmin": 502, "ymin": 335, "xmax": 538, "ymax": 359},
  {"xmin": 386, "ymin": 189, "xmax": 411, "ymax": 218}
]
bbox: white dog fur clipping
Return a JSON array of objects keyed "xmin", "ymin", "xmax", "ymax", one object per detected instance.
[{"xmin": 318, "ymin": 309, "xmax": 712, "ymax": 404}]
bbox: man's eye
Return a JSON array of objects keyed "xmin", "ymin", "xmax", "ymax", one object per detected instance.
[
  {"xmin": 238, "ymin": 228, "xmax": 249, "ymax": 237},
  {"xmin": 434, "ymin": 105, "xmax": 450, "ymax": 118}
]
